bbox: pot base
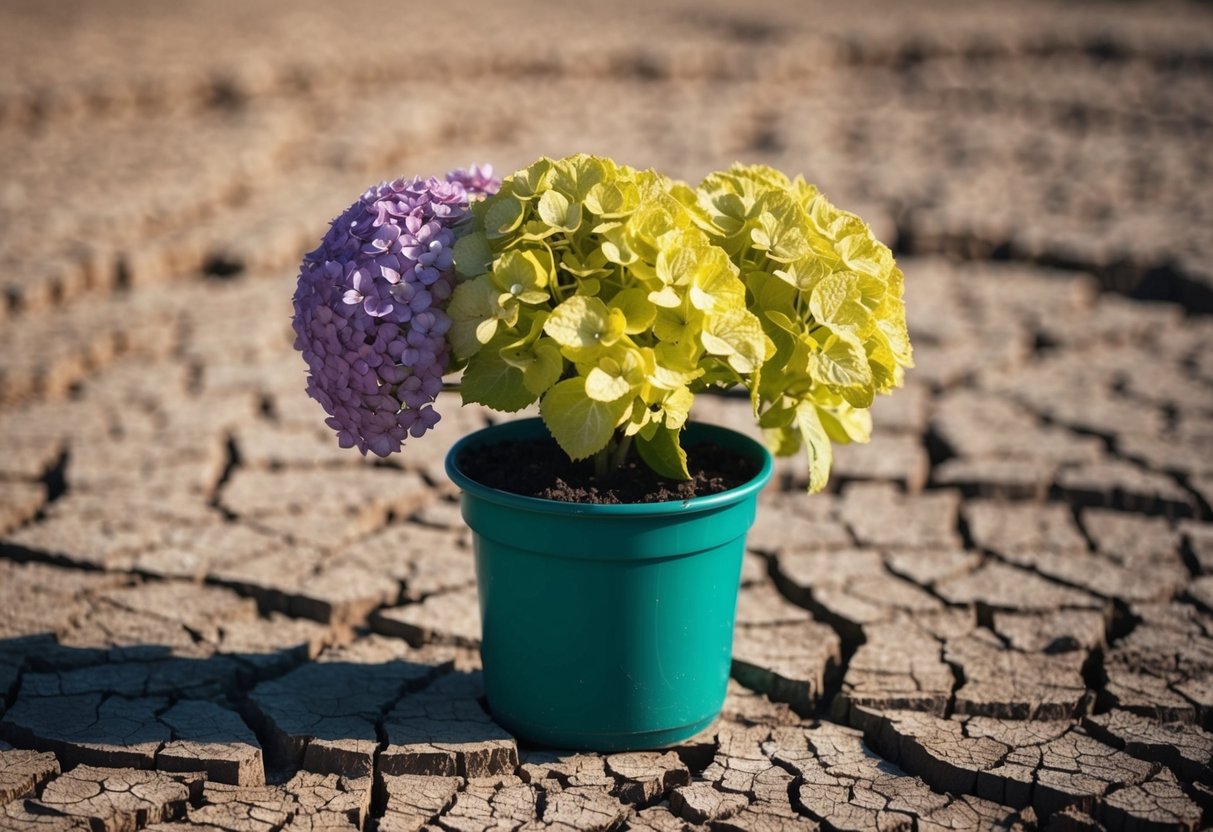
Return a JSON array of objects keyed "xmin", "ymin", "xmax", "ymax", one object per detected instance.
[{"xmin": 489, "ymin": 707, "xmax": 718, "ymax": 752}]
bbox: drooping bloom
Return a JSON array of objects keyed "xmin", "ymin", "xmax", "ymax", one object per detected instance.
[{"xmin": 292, "ymin": 166, "xmax": 499, "ymax": 456}]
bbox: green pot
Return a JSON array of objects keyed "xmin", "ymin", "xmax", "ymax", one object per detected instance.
[{"xmin": 444, "ymin": 417, "xmax": 773, "ymax": 751}]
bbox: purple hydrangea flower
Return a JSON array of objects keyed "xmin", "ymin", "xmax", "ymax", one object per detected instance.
[
  {"xmin": 292, "ymin": 167, "xmax": 499, "ymax": 456},
  {"xmin": 445, "ymin": 163, "xmax": 497, "ymax": 197}
]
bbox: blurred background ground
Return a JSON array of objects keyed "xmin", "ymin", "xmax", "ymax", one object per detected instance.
[{"xmin": 2, "ymin": 2, "xmax": 1213, "ymax": 830}]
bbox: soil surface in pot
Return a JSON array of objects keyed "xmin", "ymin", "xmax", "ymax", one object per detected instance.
[{"xmin": 458, "ymin": 437, "xmax": 760, "ymax": 504}]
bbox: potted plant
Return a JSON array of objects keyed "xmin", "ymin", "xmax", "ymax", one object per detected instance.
[{"xmin": 292, "ymin": 155, "xmax": 911, "ymax": 751}]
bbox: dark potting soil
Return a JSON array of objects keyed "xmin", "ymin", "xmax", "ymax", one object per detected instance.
[{"xmin": 458, "ymin": 436, "xmax": 760, "ymax": 504}]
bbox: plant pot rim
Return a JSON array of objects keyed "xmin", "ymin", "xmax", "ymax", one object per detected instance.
[{"xmin": 444, "ymin": 417, "xmax": 773, "ymax": 518}]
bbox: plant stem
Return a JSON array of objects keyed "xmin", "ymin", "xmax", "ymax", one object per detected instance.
[
  {"xmin": 611, "ymin": 433, "xmax": 633, "ymax": 471},
  {"xmin": 593, "ymin": 434, "xmax": 633, "ymax": 480}
]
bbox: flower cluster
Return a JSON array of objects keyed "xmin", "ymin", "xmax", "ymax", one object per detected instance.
[
  {"xmin": 446, "ymin": 154, "xmax": 771, "ymax": 478},
  {"xmin": 447, "ymin": 155, "xmax": 912, "ymax": 490},
  {"xmin": 688, "ymin": 164, "xmax": 912, "ymax": 491},
  {"xmin": 293, "ymin": 155, "xmax": 911, "ymax": 493},
  {"xmin": 292, "ymin": 166, "xmax": 498, "ymax": 456}
]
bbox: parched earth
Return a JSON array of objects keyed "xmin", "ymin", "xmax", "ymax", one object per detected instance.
[{"xmin": 2, "ymin": 1, "xmax": 1213, "ymax": 830}]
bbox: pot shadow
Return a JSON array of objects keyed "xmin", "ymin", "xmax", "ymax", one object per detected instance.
[{"xmin": 0, "ymin": 631, "xmax": 510, "ymax": 784}]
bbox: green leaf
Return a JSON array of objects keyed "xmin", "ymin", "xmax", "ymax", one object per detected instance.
[
  {"xmin": 837, "ymin": 230, "xmax": 891, "ymax": 278},
  {"xmin": 876, "ymin": 267, "xmax": 912, "ymax": 368},
  {"xmin": 687, "ymin": 248, "xmax": 744, "ymax": 313},
  {"xmin": 773, "ymin": 255, "xmax": 831, "ymax": 294},
  {"xmin": 806, "ymin": 194, "xmax": 858, "ymax": 241},
  {"xmin": 764, "ymin": 309, "xmax": 801, "ymax": 334},
  {"xmin": 574, "ymin": 278, "xmax": 602, "ymax": 297},
  {"xmin": 636, "ymin": 426, "xmax": 690, "ymax": 480},
  {"xmin": 700, "ymin": 308, "xmax": 769, "ymax": 374},
  {"xmin": 808, "ymin": 328, "xmax": 874, "ymax": 408},
  {"xmin": 747, "ymin": 270, "xmax": 797, "ymax": 318},
  {"xmin": 817, "ymin": 403, "xmax": 872, "ymax": 444},
  {"xmin": 734, "ymin": 163, "xmax": 792, "ymax": 190},
  {"xmin": 517, "ymin": 339, "xmax": 564, "ymax": 396},
  {"xmin": 667, "ymin": 179, "xmax": 708, "ymax": 222},
  {"xmin": 795, "ymin": 400, "xmax": 833, "ymax": 494},
  {"xmin": 655, "ymin": 243, "xmax": 702, "ymax": 290},
  {"xmin": 585, "ymin": 180, "xmax": 639, "ymax": 217},
  {"xmin": 758, "ymin": 400, "xmax": 797, "ymax": 430},
  {"xmin": 747, "ymin": 212, "xmax": 805, "ymax": 264},
  {"xmin": 648, "ymin": 286, "xmax": 681, "ymax": 309},
  {"xmin": 544, "ymin": 296, "xmax": 625, "ymax": 350},
  {"xmin": 583, "ymin": 346, "xmax": 648, "ymax": 403},
  {"xmin": 447, "ymin": 276, "xmax": 501, "ymax": 359},
  {"xmin": 611, "ymin": 287, "xmax": 657, "ymax": 334},
  {"xmin": 560, "ymin": 248, "xmax": 610, "ymax": 279},
  {"xmin": 484, "ymin": 196, "xmax": 526, "ymax": 238},
  {"xmin": 650, "ymin": 341, "xmax": 704, "ymax": 391},
  {"xmin": 541, "ymin": 377, "xmax": 629, "ymax": 461},
  {"xmin": 864, "ymin": 329, "xmax": 899, "ymax": 394},
  {"xmin": 600, "ymin": 225, "xmax": 637, "ymax": 266},
  {"xmin": 551, "ymin": 154, "xmax": 608, "ymax": 200},
  {"xmin": 789, "ymin": 175, "xmax": 820, "ymax": 211},
  {"xmin": 499, "ymin": 325, "xmax": 562, "ymax": 395},
  {"xmin": 809, "ymin": 271, "xmax": 881, "ymax": 334},
  {"xmin": 696, "ymin": 357, "xmax": 744, "ymax": 389},
  {"xmin": 537, "ymin": 190, "xmax": 582, "ymax": 232},
  {"xmin": 452, "ymin": 232, "xmax": 493, "ymax": 279},
  {"xmin": 491, "ymin": 248, "xmax": 552, "ymax": 303},
  {"xmin": 763, "ymin": 423, "xmax": 801, "ymax": 457},
  {"xmin": 516, "ymin": 219, "xmax": 558, "ymax": 242},
  {"xmin": 658, "ymin": 385, "xmax": 693, "ymax": 430},
  {"xmin": 696, "ymin": 170, "xmax": 761, "ymax": 237},
  {"xmin": 585, "ymin": 361, "xmax": 632, "ymax": 402},
  {"xmin": 653, "ymin": 302, "xmax": 697, "ymax": 344},
  {"xmin": 749, "ymin": 191, "xmax": 811, "ymax": 264},
  {"xmin": 460, "ymin": 343, "xmax": 538, "ymax": 412},
  {"xmin": 510, "ymin": 158, "xmax": 553, "ymax": 199},
  {"xmin": 627, "ymin": 204, "xmax": 682, "ymax": 264}
]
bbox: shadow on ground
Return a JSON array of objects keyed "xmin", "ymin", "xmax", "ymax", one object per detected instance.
[{"xmin": 0, "ymin": 634, "xmax": 516, "ymax": 786}]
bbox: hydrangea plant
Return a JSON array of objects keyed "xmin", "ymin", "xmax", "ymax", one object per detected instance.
[{"xmin": 294, "ymin": 155, "xmax": 911, "ymax": 492}]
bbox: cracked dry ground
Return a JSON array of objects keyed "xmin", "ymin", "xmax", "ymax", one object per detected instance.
[{"xmin": 2, "ymin": 1, "xmax": 1213, "ymax": 830}]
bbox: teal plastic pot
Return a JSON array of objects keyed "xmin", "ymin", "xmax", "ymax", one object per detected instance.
[{"xmin": 445, "ymin": 417, "xmax": 773, "ymax": 751}]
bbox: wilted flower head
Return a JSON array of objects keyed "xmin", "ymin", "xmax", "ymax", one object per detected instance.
[{"xmin": 292, "ymin": 167, "xmax": 499, "ymax": 456}]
